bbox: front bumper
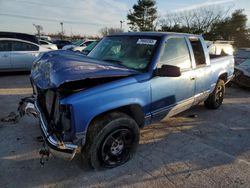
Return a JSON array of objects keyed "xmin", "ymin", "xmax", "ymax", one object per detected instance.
[{"xmin": 35, "ymin": 102, "xmax": 78, "ymax": 160}]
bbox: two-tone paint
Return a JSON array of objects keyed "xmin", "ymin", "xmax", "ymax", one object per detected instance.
[{"xmin": 31, "ymin": 32, "xmax": 234, "ymax": 156}]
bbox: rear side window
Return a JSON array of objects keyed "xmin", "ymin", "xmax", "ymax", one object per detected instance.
[
  {"xmin": 159, "ymin": 37, "xmax": 192, "ymax": 70},
  {"xmin": 12, "ymin": 41, "xmax": 39, "ymax": 51},
  {"xmin": 189, "ymin": 38, "xmax": 206, "ymax": 66},
  {"xmin": 0, "ymin": 40, "xmax": 11, "ymax": 51}
]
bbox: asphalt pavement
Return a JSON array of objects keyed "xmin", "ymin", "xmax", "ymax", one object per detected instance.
[{"xmin": 0, "ymin": 73, "xmax": 250, "ymax": 188}]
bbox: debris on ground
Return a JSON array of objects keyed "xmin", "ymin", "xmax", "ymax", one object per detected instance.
[
  {"xmin": 0, "ymin": 112, "xmax": 20, "ymax": 123},
  {"xmin": 18, "ymin": 96, "xmax": 38, "ymax": 118},
  {"xmin": 36, "ymin": 136, "xmax": 44, "ymax": 143},
  {"xmin": 39, "ymin": 142, "xmax": 50, "ymax": 166},
  {"xmin": 0, "ymin": 96, "xmax": 37, "ymax": 124}
]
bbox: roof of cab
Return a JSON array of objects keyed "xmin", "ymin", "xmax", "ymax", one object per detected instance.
[{"xmin": 109, "ymin": 31, "xmax": 201, "ymax": 38}]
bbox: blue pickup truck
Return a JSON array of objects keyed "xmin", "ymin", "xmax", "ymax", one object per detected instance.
[{"xmin": 30, "ymin": 32, "xmax": 234, "ymax": 169}]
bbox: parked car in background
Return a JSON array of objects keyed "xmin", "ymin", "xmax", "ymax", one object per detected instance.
[
  {"xmin": 39, "ymin": 39, "xmax": 58, "ymax": 50},
  {"xmin": 38, "ymin": 35, "xmax": 52, "ymax": 42},
  {"xmin": 231, "ymin": 48, "xmax": 250, "ymax": 87},
  {"xmin": 234, "ymin": 48, "xmax": 250, "ymax": 65},
  {"xmin": 233, "ymin": 59, "xmax": 250, "ymax": 88},
  {"xmin": 0, "ymin": 38, "xmax": 50, "ymax": 71},
  {"xmin": 81, "ymin": 40, "xmax": 99, "ymax": 55},
  {"xmin": 62, "ymin": 39, "xmax": 83, "ymax": 50},
  {"xmin": 31, "ymin": 32, "xmax": 234, "ymax": 169},
  {"xmin": 0, "ymin": 31, "xmax": 39, "ymax": 44},
  {"xmin": 62, "ymin": 39, "xmax": 96, "ymax": 51},
  {"xmin": 53, "ymin": 40, "xmax": 71, "ymax": 49}
]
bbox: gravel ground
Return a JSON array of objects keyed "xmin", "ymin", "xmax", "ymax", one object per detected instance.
[{"xmin": 0, "ymin": 73, "xmax": 250, "ymax": 188}]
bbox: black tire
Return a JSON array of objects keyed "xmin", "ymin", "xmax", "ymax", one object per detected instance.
[
  {"xmin": 204, "ymin": 79, "xmax": 225, "ymax": 109},
  {"xmin": 82, "ymin": 112, "xmax": 139, "ymax": 169}
]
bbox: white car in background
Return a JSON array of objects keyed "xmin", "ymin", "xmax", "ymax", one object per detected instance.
[
  {"xmin": 39, "ymin": 35, "xmax": 52, "ymax": 42},
  {"xmin": 39, "ymin": 39, "xmax": 58, "ymax": 50},
  {"xmin": 0, "ymin": 38, "xmax": 50, "ymax": 71},
  {"xmin": 62, "ymin": 39, "xmax": 96, "ymax": 51}
]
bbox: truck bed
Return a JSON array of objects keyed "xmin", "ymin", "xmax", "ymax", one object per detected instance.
[{"xmin": 210, "ymin": 54, "xmax": 234, "ymax": 84}]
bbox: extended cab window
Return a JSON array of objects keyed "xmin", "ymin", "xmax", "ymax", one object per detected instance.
[
  {"xmin": 12, "ymin": 41, "xmax": 39, "ymax": 51},
  {"xmin": 0, "ymin": 40, "xmax": 11, "ymax": 51},
  {"xmin": 159, "ymin": 37, "xmax": 191, "ymax": 70},
  {"xmin": 189, "ymin": 38, "xmax": 206, "ymax": 66}
]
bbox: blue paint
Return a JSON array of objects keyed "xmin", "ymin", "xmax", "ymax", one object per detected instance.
[{"xmin": 31, "ymin": 32, "xmax": 234, "ymax": 146}]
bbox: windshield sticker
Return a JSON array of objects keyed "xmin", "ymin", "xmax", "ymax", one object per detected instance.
[{"xmin": 137, "ymin": 39, "xmax": 157, "ymax": 45}]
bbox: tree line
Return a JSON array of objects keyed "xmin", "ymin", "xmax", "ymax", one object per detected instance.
[{"xmin": 125, "ymin": 0, "xmax": 250, "ymax": 47}]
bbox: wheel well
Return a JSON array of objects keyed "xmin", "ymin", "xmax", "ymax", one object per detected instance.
[
  {"xmin": 89, "ymin": 104, "xmax": 145, "ymax": 129},
  {"xmin": 83, "ymin": 104, "xmax": 144, "ymax": 146},
  {"xmin": 219, "ymin": 73, "xmax": 228, "ymax": 83},
  {"xmin": 116, "ymin": 104, "xmax": 145, "ymax": 127}
]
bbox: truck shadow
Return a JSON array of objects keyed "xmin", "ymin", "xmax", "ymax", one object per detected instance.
[{"xmin": 1, "ymin": 89, "xmax": 250, "ymax": 187}]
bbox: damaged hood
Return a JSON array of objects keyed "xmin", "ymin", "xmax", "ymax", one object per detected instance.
[{"xmin": 31, "ymin": 50, "xmax": 139, "ymax": 89}]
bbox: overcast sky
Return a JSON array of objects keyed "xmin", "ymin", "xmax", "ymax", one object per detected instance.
[{"xmin": 0, "ymin": 0, "xmax": 250, "ymax": 36}]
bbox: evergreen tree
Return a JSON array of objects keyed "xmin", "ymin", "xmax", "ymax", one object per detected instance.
[
  {"xmin": 127, "ymin": 0, "xmax": 157, "ymax": 31},
  {"xmin": 209, "ymin": 9, "xmax": 250, "ymax": 47}
]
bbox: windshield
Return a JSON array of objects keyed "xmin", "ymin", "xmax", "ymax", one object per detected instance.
[{"xmin": 88, "ymin": 36, "xmax": 160, "ymax": 71}]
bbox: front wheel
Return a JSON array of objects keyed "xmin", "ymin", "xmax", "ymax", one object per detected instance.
[
  {"xmin": 82, "ymin": 112, "xmax": 139, "ymax": 169},
  {"xmin": 204, "ymin": 79, "xmax": 225, "ymax": 109}
]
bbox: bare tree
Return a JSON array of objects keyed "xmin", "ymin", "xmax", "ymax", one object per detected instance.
[
  {"xmin": 159, "ymin": 4, "xmax": 232, "ymax": 34},
  {"xmin": 99, "ymin": 27, "xmax": 123, "ymax": 37},
  {"xmin": 33, "ymin": 24, "xmax": 43, "ymax": 37}
]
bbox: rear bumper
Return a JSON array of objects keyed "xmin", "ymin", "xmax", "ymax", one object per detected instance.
[{"xmin": 35, "ymin": 102, "xmax": 78, "ymax": 160}]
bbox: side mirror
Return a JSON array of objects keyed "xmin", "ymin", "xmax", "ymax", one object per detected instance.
[{"xmin": 155, "ymin": 65, "xmax": 181, "ymax": 77}]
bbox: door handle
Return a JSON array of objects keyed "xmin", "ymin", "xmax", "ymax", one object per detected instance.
[
  {"xmin": 2, "ymin": 54, "xmax": 8, "ymax": 58},
  {"xmin": 190, "ymin": 76, "xmax": 196, "ymax": 80}
]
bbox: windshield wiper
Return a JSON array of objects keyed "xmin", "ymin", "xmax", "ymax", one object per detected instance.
[
  {"xmin": 102, "ymin": 59, "xmax": 137, "ymax": 71},
  {"xmin": 103, "ymin": 59, "xmax": 123, "ymax": 64},
  {"xmin": 102, "ymin": 59, "xmax": 129, "ymax": 69}
]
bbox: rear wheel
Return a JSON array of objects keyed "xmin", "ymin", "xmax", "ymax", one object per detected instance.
[
  {"xmin": 204, "ymin": 79, "xmax": 225, "ymax": 109},
  {"xmin": 82, "ymin": 112, "xmax": 139, "ymax": 169}
]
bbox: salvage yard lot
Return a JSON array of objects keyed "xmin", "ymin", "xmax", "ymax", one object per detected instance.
[{"xmin": 0, "ymin": 73, "xmax": 250, "ymax": 188}]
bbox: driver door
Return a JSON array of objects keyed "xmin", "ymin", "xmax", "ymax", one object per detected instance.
[{"xmin": 151, "ymin": 36, "xmax": 196, "ymax": 121}]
